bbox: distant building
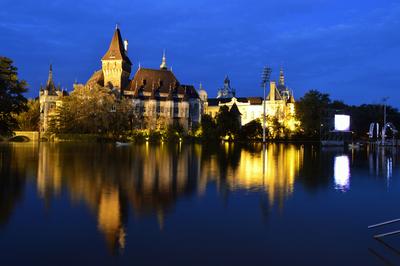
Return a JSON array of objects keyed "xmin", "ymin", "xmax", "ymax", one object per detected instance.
[
  {"xmin": 40, "ymin": 26, "xmax": 201, "ymax": 133},
  {"xmin": 205, "ymin": 69, "xmax": 298, "ymax": 131}
]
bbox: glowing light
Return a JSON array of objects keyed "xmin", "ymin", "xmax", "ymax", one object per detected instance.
[
  {"xmin": 334, "ymin": 155, "xmax": 350, "ymax": 191},
  {"xmin": 334, "ymin": 115, "xmax": 350, "ymax": 131}
]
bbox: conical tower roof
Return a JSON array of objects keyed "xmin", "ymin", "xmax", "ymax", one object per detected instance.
[
  {"xmin": 45, "ymin": 64, "xmax": 57, "ymax": 95},
  {"xmin": 102, "ymin": 27, "xmax": 132, "ymax": 65}
]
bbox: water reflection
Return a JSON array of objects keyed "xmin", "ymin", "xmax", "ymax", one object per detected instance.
[
  {"xmin": 368, "ymin": 147, "xmax": 396, "ymax": 180},
  {"xmin": 334, "ymin": 155, "xmax": 350, "ymax": 191},
  {"xmin": 0, "ymin": 143, "xmax": 38, "ymax": 226},
  {"xmin": 2, "ymin": 142, "xmax": 400, "ymax": 254}
]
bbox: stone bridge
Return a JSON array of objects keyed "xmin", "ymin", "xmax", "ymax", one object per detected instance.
[{"xmin": 10, "ymin": 131, "xmax": 40, "ymax": 142}]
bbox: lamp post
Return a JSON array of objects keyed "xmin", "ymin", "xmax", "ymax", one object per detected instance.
[
  {"xmin": 382, "ymin": 97, "xmax": 389, "ymax": 146},
  {"xmin": 261, "ymin": 66, "xmax": 272, "ymax": 143}
]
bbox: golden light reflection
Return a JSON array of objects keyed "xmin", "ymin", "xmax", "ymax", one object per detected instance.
[
  {"xmin": 33, "ymin": 142, "xmax": 304, "ymax": 252},
  {"xmin": 98, "ymin": 188, "xmax": 125, "ymax": 251},
  {"xmin": 225, "ymin": 144, "xmax": 303, "ymax": 206}
]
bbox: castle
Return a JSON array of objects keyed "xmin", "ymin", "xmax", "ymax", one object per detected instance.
[
  {"xmin": 39, "ymin": 26, "xmax": 297, "ymax": 135},
  {"xmin": 40, "ymin": 26, "xmax": 201, "ymax": 133}
]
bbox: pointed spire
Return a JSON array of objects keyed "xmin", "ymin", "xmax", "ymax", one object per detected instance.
[
  {"xmin": 289, "ymin": 90, "xmax": 295, "ymax": 103},
  {"xmin": 279, "ymin": 67, "xmax": 285, "ymax": 87},
  {"xmin": 160, "ymin": 49, "xmax": 167, "ymax": 70},
  {"xmin": 44, "ymin": 64, "xmax": 57, "ymax": 94},
  {"xmin": 102, "ymin": 26, "xmax": 132, "ymax": 65},
  {"xmin": 138, "ymin": 62, "xmax": 141, "ymax": 69},
  {"xmin": 47, "ymin": 64, "xmax": 53, "ymax": 86},
  {"xmin": 224, "ymin": 75, "xmax": 230, "ymax": 87}
]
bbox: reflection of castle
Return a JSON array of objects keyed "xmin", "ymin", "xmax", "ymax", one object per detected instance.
[
  {"xmin": 34, "ymin": 143, "xmax": 302, "ymax": 252},
  {"xmin": 36, "ymin": 144, "xmax": 201, "ymax": 252}
]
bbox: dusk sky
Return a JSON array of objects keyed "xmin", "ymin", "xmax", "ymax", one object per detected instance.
[{"xmin": 1, "ymin": 0, "xmax": 399, "ymax": 106}]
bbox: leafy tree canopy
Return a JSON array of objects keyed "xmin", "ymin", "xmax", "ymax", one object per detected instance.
[
  {"xmin": 0, "ymin": 57, "xmax": 28, "ymax": 136},
  {"xmin": 296, "ymin": 90, "xmax": 331, "ymax": 138}
]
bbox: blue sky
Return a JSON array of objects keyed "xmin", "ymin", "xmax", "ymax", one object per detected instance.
[{"xmin": 1, "ymin": 0, "xmax": 399, "ymax": 106}]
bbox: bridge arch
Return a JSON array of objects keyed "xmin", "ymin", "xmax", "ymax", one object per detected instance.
[{"xmin": 10, "ymin": 131, "xmax": 39, "ymax": 142}]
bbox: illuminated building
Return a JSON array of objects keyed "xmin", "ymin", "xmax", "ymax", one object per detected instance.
[
  {"xmin": 204, "ymin": 69, "xmax": 299, "ymax": 132},
  {"xmin": 40, "ymin": 26, "xmax": 202, "ymax": 132}
]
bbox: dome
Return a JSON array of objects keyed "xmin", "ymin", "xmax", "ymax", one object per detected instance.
[{"xmin": 198, "ymin": 84, "xmax": 207, "ymax": 101}]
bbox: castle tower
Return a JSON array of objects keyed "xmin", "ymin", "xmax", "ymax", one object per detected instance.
[
  {"xmin": 39, "ymin": 65, "xmax": 62, "ymax": 133},
  {"xmin": 101, "ymin": 26, "xmax": 132, "ymax": 91}
]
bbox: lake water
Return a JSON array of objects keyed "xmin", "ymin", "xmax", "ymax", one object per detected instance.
[{"xmin": 0, "ymin": 142, "xmax": 399, "ymax": 265}]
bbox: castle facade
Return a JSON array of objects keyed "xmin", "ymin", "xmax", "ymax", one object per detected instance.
[{"xmin": 40, "ymin": 27, "xmax": 201, "ymax": 133}]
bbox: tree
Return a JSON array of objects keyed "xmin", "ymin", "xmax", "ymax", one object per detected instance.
[
  {"xmin": 0, "ymin": 57, "xmax": 28, "ymax": 136},
  {"xmin": 49, "ymin": 84, "xmax": 132, "ymax": 138},
  {"xmin": 296, "ymin": 90, "xmax": 331, "ymax": 138},
  {"xmin": 200, "ymin": 114, "xmax": 218, "ymax": 140},
  {"xmin": 15, "ymin": 99, "xmax": 40, "ymax": 131},
  {"xmin": 164, "ymin": 121, "xmax": 185, "ymax": 142},
  {"xmin": 215, "ymin": 105, "xmax": 241, "ymax": 140},
  {"xmin": 107, "ymin": 97, "xmax": 134, "ymax": 139},
  {"xmin": 239, "ymin": 119, "xmax": 262, "ymax": 140},
  {"xmin": 349, "ymin": 104, "xmax": 400, "ymax": 140},
  {"xmin": 268, "ymin": 116, "xmax": 285, "ymax": 139}
]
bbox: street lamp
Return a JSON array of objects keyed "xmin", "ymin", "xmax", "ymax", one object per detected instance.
[
  {"xmin": 261, "ymin": 66, "xmax": 272, "ymax": 143},
  {"xmin": 382, "ymin": 97, "xmax": 389, "ymax": 145}
]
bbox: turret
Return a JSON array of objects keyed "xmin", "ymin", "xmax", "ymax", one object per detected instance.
[
  {"xmin": 160, "ymin": 50, "xmax": 167, "ymax": 70},
  {"xmin": 198, "ymin": 83, "xmax": 208, "ymax": 102},
  {"xmin": 43, "ymin": 64, "xmax": 57, "ymax": 95}
]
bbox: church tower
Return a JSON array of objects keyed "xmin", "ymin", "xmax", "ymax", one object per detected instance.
[{"xmin": 101, "ymin": 26, "xmax": 132, "ymax": 91}]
